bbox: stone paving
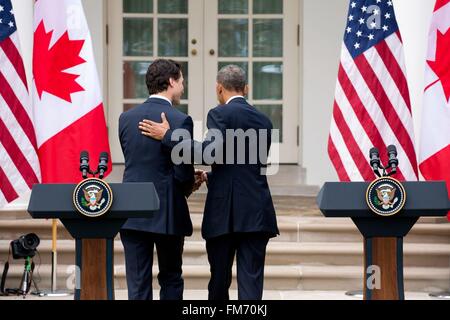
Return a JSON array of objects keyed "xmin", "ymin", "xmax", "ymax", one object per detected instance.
[{"xmin": 0, "ymin": 290, "xmax": 447, "ymax": 301}]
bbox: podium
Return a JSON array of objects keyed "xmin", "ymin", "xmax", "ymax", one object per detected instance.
[
  {"xmin": 27, "ymin": 182, "xmax": 159, "ymax": 300},
  {"xmin": 317, "ymin": 181, "xmax": 450, "ymax": 300}
]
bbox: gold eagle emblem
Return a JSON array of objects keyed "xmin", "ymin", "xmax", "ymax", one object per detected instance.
[
  {"xmin": 82, "ymin": 185, "xmax": 105, "ymax": 210},
  {"xmin": 376, "ymin": 185, "xmax": 398, "ymax": 209},
  {"xmin": 73, "ymin": 178, "xmax": 113, "ymax": 218}
]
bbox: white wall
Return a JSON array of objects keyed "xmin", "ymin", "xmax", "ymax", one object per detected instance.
[
  {"xmin": 302, "ymin": 0, "xmax": 347, "ymax": 186},
  {"xmin": 301, "ymin": 0, "xmax": 435, "ymax": 187}
]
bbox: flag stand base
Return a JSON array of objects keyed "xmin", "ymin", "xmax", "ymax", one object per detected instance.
[
  {"xmin": 345, "ymin": 290, "xmax": 363, "ymax": 298},
  {"xmin": 34, "ymin": 290, "xmax": 72, "ymax": 297},
  {"xmin": 429, "ymin": 292, "xmax": 450, "ymax": 299},
  {"xmin": 33, "ymin": 241, "xmax": 72, "ymax": 298}
]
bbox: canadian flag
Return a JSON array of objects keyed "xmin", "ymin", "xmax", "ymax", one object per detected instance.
[
  {"xmin": 420, "ymin": 0, "xmax": 450, "ymax": 217},
  {"xmin": 32, "ymin": 0, "xmax": 111, "ymax": 183}
]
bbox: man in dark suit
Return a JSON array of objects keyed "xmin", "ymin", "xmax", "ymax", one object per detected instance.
[
  {"xmin": 119, "ymin": 59, "xmax": 201, "ymax": 300},
  {"xmin": 139, "ymin": 65, "xmax": 279, "ymax": 300}
]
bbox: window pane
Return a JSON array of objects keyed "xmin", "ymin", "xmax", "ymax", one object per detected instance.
[
  {"xmin": 218, "ymin": 0, "xmax": 248, "ymax": 14},
  {"xmin": 253, "ymin": 62, "xmax": 283, "ymax": 100},
  {"xmin": 219, "ymin": 19, "xmax": 249, "ymax": 57},
  {"xmin": 253, "ymin": 0, "xmax": 283, "ymax": 14},
  {"xmin": 175, "ymin": 104, "xmax": 188, "ymax": 114},
  {"xmin": 123, "ymin": 61, "xmax": 151, "ymax": 99},
  {"xmin": 158, "ymin": 0, "xmax": 188, "ymax": 14},
  {"xmin": 253, "ymin": 19, "xmax": 282, "ymax": 57},
  {"xmin": 158, "ymin": 19, "xmax": 188, "ymax": 57},
  {"xmin": 124, "ymin": 104, "xmax": 138, "ymax": 112},
  {"xmin": 180, "ymin": 61, "xmax": 188, "ymax": 100},
  {"xmin": 123, "ymin": 18, "xmax": 153, "ymax": 56},
  {"xmin": 123, "ymin": 0, "xmax": 153, "ymax": 13},
  {"xmin": 254, "ymin": 105, "xmax": 283, "ymax": 142}
]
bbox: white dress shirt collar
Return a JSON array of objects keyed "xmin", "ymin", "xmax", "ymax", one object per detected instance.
[
  {"xmin": 149, "ymin": 94, "xmax": 173, "ymax": 106},
  {"xmin": 226, "ymin": 95, "xmax": 245, "ymax": 105}
]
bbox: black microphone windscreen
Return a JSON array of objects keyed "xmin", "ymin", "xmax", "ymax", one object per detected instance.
[
  {"xmin": 100, "ymin": 152, "xmax": 109, "ymax": 162},
  {"xmin": 369, "ymin": 147, "xmax": 379, "ymax": 156},
  {"xmin": 387, "ymin": 145, "xmax": 397, "ymax": 155},
  {"xmin": 80, "ymin": 151, "xmax": 89, "ymax": 160}
]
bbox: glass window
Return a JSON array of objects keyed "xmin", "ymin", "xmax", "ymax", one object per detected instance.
[
  {"xmin": 253, "ymin": 62, "xmax": 283, "ymax": 100},
  {"xmin": 123, "ymin": 61, "xmax": 152, "ymax": 99},
  {"xmin": 158, "ymin": 0, "xmax": 188, "ymax": 14},
  {"xmin": 124, "ymin": 104, "xmax": 138, "ymax": 112},
  {"xmin": 123, "ymin": 0, "xmax": 153, "ymax": 13},
  {"xmin": 253, "ymin": 19, "xmax": 283, "ymax": 57},
  {"xmin": 219, "ymin": 19, "xmax": 249, "ymax": 57},
  {"xmin": 218, "ymin": 0, "xmax": 248, "ymax": 14},
  {"xmin": 158, "ymin": 19, "xmax": 188, "ymax": 57},
  {"xmin": 253, "ymin": 0, "xmax": 283, "ymax": 14},
  {"xmin": 254, "ymin": 105, "xmax": 283, "ymax": 142},
  {"xmin": 123, "ymin": 18, "xmax": 153, "ymax": 56},
  {"xmin": 180, "ymin": 61, "xmax": 189, "ymax": 100}
]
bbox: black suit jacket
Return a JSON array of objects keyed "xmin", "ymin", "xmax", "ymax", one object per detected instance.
[
  {"xmin": 119, "ymin": 98, "xmax": 194, "ymax": 236},
  {"xmin": 162, "ymin": 97, "xmax": 279, "ymax": 240}
]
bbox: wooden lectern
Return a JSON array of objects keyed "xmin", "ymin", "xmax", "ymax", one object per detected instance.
[
  {"xmin": 27, "ymin": 183, "xmax": 159, "ymax": 300},
  {"xmin": 317, "ymin": 181, "xmax": 450, "ymax": 300}
]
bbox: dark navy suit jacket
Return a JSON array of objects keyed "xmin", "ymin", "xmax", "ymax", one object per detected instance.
[
  {"xmin": 162, "ymin": 97, "xmax": 279, "ymax": 240},
  {"xmin": 119, "ymin": 97, "xmax": 194, "ymax": 236}
]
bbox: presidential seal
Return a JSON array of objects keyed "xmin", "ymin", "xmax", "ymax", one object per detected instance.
[
  {"xmin": 366, "ymin": 177, "xmax": 406, "ymax": 217},
  {"xmin": 73, "ymin": 178, "xmax": 113, "ymax": 218}
]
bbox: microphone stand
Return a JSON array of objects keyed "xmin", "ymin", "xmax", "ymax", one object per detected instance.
[
  {"xmin": 36, "ymin": 152, "xmax": 95, "ymax": 299},
  {"xmin": 346, "ymin": 148, "xmax": 399, "ymax": 299},
  {"xmin": 35, "ymin": 221, "xmax": 72, "ymax": 298}
]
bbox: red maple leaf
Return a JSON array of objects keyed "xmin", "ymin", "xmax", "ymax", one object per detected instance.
[
  {"xmin": 427, "ymin": 29, "xmax": 450, "ymax": 103},
  {"xmin": 434, "ymin": 0, "xmax": 450, "ymax": 12},
  {"xmin": 33, "ymin": 21, "xmax": 86, "ymax": 103}
]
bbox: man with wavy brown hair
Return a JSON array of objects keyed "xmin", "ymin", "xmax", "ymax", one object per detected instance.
[{"xmin": 119, "ymin": 59, "xmax": 201, "ymax": 300}]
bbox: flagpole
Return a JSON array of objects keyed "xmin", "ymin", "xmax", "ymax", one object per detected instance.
[
  {"xmin": 36, "ymin": 219, "xmax": 71, "ymax": 297},
  {"xmin": 51, "ymin": 219, "xmax": 57, "ymax": 292}
]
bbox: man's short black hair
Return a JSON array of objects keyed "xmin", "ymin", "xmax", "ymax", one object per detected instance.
[{"xmin": 146, "ymin": 59, "xmax": 182, "ymax": 95}]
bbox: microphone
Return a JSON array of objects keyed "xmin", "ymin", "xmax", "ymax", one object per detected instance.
[
  {"xmin": 369, "ymin": 147, "xmax": 381, "ymax": 176},
  {"xmin": 97, "ymin": 152, "xmax": 109, "ymax": 179},
  {"xmin": 80, "ymin": 151, "xmax": 90, "ymax": 179},
  {"xmin": 387, "ymin": 145, "xmax": 399, "ymax": 173}
]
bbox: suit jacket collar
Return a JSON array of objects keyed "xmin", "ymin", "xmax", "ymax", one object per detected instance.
[
  {"xmin": 227, "ymin": 96, "xmax": 249, "ymax": 106},
  {"xmin": 145, "ymin": 97, "xmax": 173, "ymax": 107}
]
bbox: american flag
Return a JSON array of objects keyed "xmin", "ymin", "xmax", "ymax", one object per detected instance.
[
  {"xmin": 328, "ymin": 0, "xmax": 418, "ymax": 182},
  {"xmin": 0, "ymin": 0, "xmax": 40, "ymax": 207}
]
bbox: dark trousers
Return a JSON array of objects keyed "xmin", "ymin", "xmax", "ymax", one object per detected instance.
[
  {"xmin": 120, "ymin": 229, "xmax": 184, "ymax": 300},
  {"xmin": 206, "ymin": 232, "xmax": 270, "ymax": 300}
]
